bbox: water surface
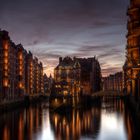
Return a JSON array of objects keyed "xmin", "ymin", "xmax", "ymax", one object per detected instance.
[{"xmin": 0, "ymin": 99, "xmax": 139, "ymax": 140}]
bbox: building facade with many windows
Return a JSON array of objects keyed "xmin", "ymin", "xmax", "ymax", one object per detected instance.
[
  {"xmin": 103, "ymin": 72, "xmax": 123, "ymax": 92},
  {"xmin": 54, "ymin": 56, "xmax": 101, "ymax": 96},
  {"xmin": 0, "ymin": 29, "xmax": 44, "ymax": 101},
  {"xmin": 54, "ymin": 57, "xmax": 81, "ymax": 96},
  {"xmin": 124, "ymin": 0, "xmax": 140, "ymax": 100}
]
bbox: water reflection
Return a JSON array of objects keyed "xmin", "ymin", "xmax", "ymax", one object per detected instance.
[
  {"xmin": 0, "ymin": 99, "xmax": 139, "ymax": 140},
  {"xmin": 98, "ymin": 99, "xmax": 127, "ymax": 140},
  {"xmin": 50, "ymin": 106, "xmax": 101, "ymax": 140}
]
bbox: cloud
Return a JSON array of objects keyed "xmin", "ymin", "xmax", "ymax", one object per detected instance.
[
  {"xmin": 0, "ymin": 0, "xmax": 128, "ymax": 76},
  {"xmin": 98, "ymin": 48, "xmax": 122, "ymax": 59},
  {"xmin": 102, "ymin": 67, "xmax": 122, "ymax": 77}
]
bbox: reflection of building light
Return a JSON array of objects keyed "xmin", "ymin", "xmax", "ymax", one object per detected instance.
[
  {"xmin": 40, "ymin": 110, "xmax": 54, "ymax": 140},
  {"xmin": 54, "ymin": 115, "xmax": 58, "ymax": 128},
  {"xmin": 101, "ymin": 113, "xmax": 122, "ymax": 130},
  {"xmin": 63, "ymin": 99, "xmax": 66, "ymax": 103},
  {"xmin": 55, "ymin": 98, "xmax": 57, "ymax": 103},
  {"xmin": 66, "ymin": 125, "xmax": 70, "ymax": 138},
  {"xmin": 63, "ymin": 118, "xmax": 66, "ymax": 125},
  {"xmin": 3, "ymin": 126, "xmax": 9, "ymax": 140}
]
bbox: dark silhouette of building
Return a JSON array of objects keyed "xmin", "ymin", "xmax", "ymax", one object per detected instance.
[
  {"xmin": 124, "ymin": 0, "xmax": 140, "ymax": 100},
  {"xmin": 75, "ymin": 57, "xmax": 101, "ymax": 95}
]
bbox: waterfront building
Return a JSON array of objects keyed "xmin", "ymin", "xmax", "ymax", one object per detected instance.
[
  {"xmin": 54, "ymin": 57, "xmax": 81, "ymax": 96},
  {"xmin": 33, "ymin": 57, "xmax": 44, "ymax": 95},
  {"xmin": 103, "ymin": 72, "xmax": 123, "ymax": 92},
  {"xmin": 75, "ymin": 57, "xmax": 101, "ymax": 95},
  {"xmin": 0, "ymin": 29, "xmax": 44, "ymax": 102},
  {"xmin": 17, "ymin": 44, "xmax": 26, "ymax": 96},
  {"xmin": 0, "ymin": 30, "xmax": 18, "ymax": 100},
  {"xmin": 124, "ymin": 0, "xmax": 140, "ymax": 100},
  {"xmin": 25, "ymin": 51, "xmax": 34, "ymax": 95},
  {"xmin": 37, "ymin": 61, "xmax": 44, "ymax": 95},
  {"xmin": 54, "ymin": 56, "xmax": 101, "ymax": 96}
]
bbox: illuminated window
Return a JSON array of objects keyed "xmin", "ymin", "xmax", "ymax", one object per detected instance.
[
  {"xmin": 3, "ymin": 43, "xmax": 8, "ymax": 50},
  {"xmin": 19, "ymin": 66, "xmax": 22, "ymax": 70},
  {"xmin": 4, "ymin": 58, "xmax": 8, "ymax": 64},
  {"xmin": 19, "ymin": 82, "xmax": 23, "ymax": 88},
  {"xmin": 4, "ymin": 71, "xmax": 8, "ymax": 76},
  {"xmin": 4, "ymin": 52, "xmax": 8, "ymax": 57},
  {"xmin": 19, "ymin": 61, "xmax": 22, "ymax": 65},
  {"xmin": 19, "ymin": 53, "xmax": 23, "ymax": 59},
  {"xmin": 4, "ymin": 65, "xmax": 8, "ymax": 70},
  {"xmin": 19, "ymin": 71, "xmax": 23, "ymax": 75},
  {"xmin": 3, "ymin": 79, "xmax": 8, "ymax": 87}
]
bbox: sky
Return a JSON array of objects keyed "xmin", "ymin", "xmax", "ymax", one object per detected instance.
[{"xmin": 0, "ymin": 0, "xmax": 129, "ymax": 76}]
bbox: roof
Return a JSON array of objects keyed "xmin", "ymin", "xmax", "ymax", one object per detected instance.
[{"xmin": 55, "ymin": 56, "xmax": 81, "ymax": 69}]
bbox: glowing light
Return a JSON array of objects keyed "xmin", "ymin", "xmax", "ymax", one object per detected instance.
[
  {"xmin": 19, "ymin": 82, "xmax": 23, "ymax": 88},
  {"xmin": 55, "ymin": 98, "xmax": 57, "ymax": 103},
  {"xmin": 3, "ymin": 42, "xmax": 8, "ymax": 50},
  {"xmin": 3, "ymin": 79, "xmax": 8, "ymax": 87},
  {"xmin": 38, "ymin": 110, "xmax": 54, "ymax": 140}
]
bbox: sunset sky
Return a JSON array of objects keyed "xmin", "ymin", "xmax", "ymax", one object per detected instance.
[{"xmin": 0, "ymin": 0, "xmax": 129, "ymax": 76}]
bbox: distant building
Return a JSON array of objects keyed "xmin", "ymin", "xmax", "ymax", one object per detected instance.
[
  {"xmin": 54, "ymin": 57, "xmax": 81, "ymax": 96},
  {"xmin": 0, "ymin": 29, "xmax": 44, "ymax": 102},
  {"xmin": 54, "ymin": 56, "xmax": 101, "ymax": 96},
  {"xmin": 32, "ymin": 57, "xmax": 44, "ymax": 95},
  {"xmin": 103, "ymin": 72, "xmax": 123, "ymax": 92},
  {"xmin": 43, "ymin": 74, "xmax": 54, "ymax": 95},
  {"xmin": 124, "ymin": 0, "xmax": 140, "ymax": 100}
]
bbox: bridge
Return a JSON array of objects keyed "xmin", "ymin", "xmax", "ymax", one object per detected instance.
[{"xmin": 91, "ymin": 90, "xmax": 129, "ymax": 98}]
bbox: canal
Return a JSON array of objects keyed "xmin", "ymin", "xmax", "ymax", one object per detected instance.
[{"xmin": 0, "ymin": 98, "xmax": 139, "ymax": 140}]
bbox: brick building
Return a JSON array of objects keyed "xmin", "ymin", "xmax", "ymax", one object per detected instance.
[
  {"xmin": 103, "ymin": 72, "xmax": 123, "ymax": 92},
  {"xmin": 0, "ymin": 29, "xmax": 44, "ymax": 101},
  {"xmin": 123, "ymin": 0, "xmax": 140, "ymax": 100}
]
